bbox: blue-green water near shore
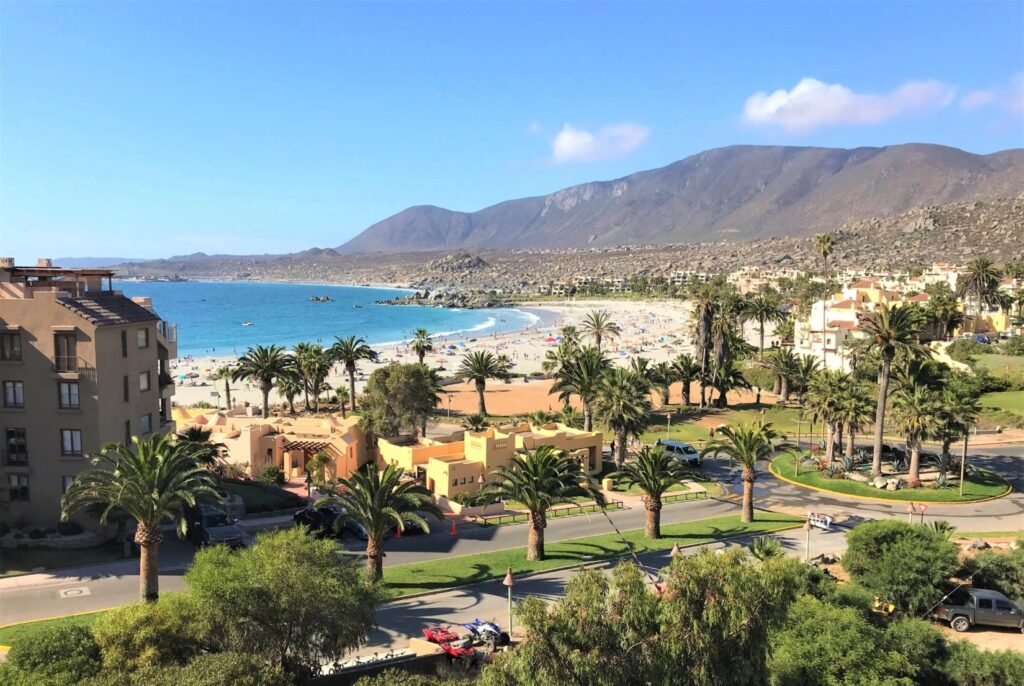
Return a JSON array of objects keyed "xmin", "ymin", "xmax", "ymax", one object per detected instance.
[{"xmin": 117, "ymin": 281, "xmax": 542, "ymax": 357}]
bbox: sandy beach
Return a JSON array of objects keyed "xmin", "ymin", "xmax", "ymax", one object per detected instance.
[{"xmin": 171, "ymin": 299, "xmax": 703, "ymax": 411}]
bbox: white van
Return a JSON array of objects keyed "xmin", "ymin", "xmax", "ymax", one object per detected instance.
[{"xmin": 657, "ymin": 439, "xmax": 701, "ymax": 466}]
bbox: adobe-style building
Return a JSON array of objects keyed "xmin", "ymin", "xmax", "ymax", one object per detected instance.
[
  {"xmin": 0, "ymin": 259, "xmax": 178, "ymax": 525},
  {"xmin": 378, "ymin": 422, "xmax": 603, "ymax": 499}
]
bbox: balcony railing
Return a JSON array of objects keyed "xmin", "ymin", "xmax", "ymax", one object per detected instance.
[{"xmin": 52, "ymin": 356, "xmax": 95, "ymax": 380}]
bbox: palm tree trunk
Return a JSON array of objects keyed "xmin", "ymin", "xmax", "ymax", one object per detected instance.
[
  {"xmin": 825, "ymin": 423, "xmax": 835, "ymax": 464},
  {"xmin": 871, "ymin": 360, "xmax": 891, "ymax": 477},
  {"xmin": 941, "ymin": 438, "xmax": 951, "ymax": 473},
  {"xmin": 262, "ymin": 388, "xmax": 271, "ymax": 419},
  {"xmin": 583, "ymin": 401, "xmax": 592, "ymax": 432},
  {"xmin": 348, "ymin": 369, "xmax": 358, "ymax": 412},
  {"xmin": 759, "ymin": 321, "xmax": 765, "ymax": 359},
  {"xmin": 741, "ymin": 467, "xmax": 755, "ymax": 523},
  {"xmin": 421, "ymin": 414, "xmax": 428, "ymax": 438},
  {"xmin": 682, "ymin": 380, "xmax": 691, "ymax": 407},
  {"xmin": 959, "ymin": 433, "xmax": 969, "ymax": 496},
  {"xmin": 134, "ymin": 525, "xmax": 161, "ymax": 602},
  {"xmin": 303, "ymin": 383, "xmax": 309, "ymax": 413},
  {"xmin": 908, "ymin": 442, "xmax": 921, "ymax": 483},
  {"xmin": 845, "ymin": 428, "xmax": 855, "ymax": 460},
  {"xmin": 780, "ymin": 377, "xmax": 790, "ymax": 403},
  {"xmin": 614, "ymin": 428, "xmax": 627, "ymax": 468},
  {"xmin": 773, "ymin": 375, "xmax": 781, "ymax": 396},
  {"xmin": 526, "ymin": 513, "xmax": 545, "ymax": 561},
  {"xmin": 476, "ymin": 379, "xmax": 487, "ymax": 416},
  {"xmin": 366, "ymin": 536, "xmax": 384, "ymax": 581},
  {"xmin": 224, "ymin": 379, "xmax": 232, "ymax": 409},
  {"xmin": 644, "ymin": 500, "xmax": 661, "ymax": 539}
]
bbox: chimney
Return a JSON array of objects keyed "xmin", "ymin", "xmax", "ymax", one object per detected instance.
[
  {"xmin": 36, "ymin": 258, "xmax": 53, "ymax": 268},
  {"xmin": 0, "ymin": 257, "xmax": 13, "ymax": 269}
]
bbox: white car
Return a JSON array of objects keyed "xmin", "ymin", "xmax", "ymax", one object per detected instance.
[{"xmin": 658, "ymin": 439, "xmax": 701, "ymax": 466}]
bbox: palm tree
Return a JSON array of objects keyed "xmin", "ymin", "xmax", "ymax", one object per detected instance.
[
  {"xmin": 948, "ymin": 391, "xmax": 981, "ymax": 497},
  {"xmin": 581, "ymin": 309, "xmax": 622, "ymax": 352},
  {"xmin": 542, "ymin": 340, "xmax": 581, "ymax": 377},
  {"xmin": 305, "ymin": 450, "xmax": 333, "ymax": 484},
  {"xmin": 891, "ymin": 384, "xmax": 941, "ymax": 483},
  {"xmin": 463, "ymin": 413, "xmax": 490, "ymax": 431},
  {"xmin": 700, "ymin": 422, "xmax": 784, "ymax": 523},
  {"xmin": 232, "ymin": 344, "xmax": 294, "ymax": 418},
  {"xmin": 334, "ymin": 385, "xmax": 348, "ymax": 418},
  {"xmin": 296, "ymin": 344, "xmax": 332, "ymax": 414},
  {"xmin": 745, "ymin": 292, "xmax": 786, "ymax": 358},
  {"xmin": 411, "ymin": 328, "xmax": 433, "ymax": 365},
  {"xmin": 651, "ymin": 361, "xmax": 676, "ymax": 406},
  {"xmin": 559, "ymin": 406, "xmax": 584, "ymax": 429},
  {"xmin": 833, "ymin": 382, "xmax": 874, "ymax": 460},
  {"xmin": 611, "ymin": 445, "xmax": 692, "ymax": 539},
  {"xmin": 61, "ymin": 434, "xmax": 219, "ymax": 601},
  {"xmin": 593, "ymin": 368, "xmax": 652, "ymax": 468},
  {"xmin": 458, "ymin": 350, "xmax": 505, "ymax": 416},
  {"xmin": 861, "ymin": 303, "xmax": 924, "ymax": 477},
  {"xmin": 761, "ymin": 347, "xmax": 798, "ymax": 403},
  {"xmin": 691, "ymin": 288, "xmax": 715, "ymax": 409},
  {"xmin": 329, "ymin": 336, "xmax": 379, "ymax": 413},
  {"xmin": 276, "ymin": 371, "xmax": 302, "ymax": 415},
  {"xmin": 803, "ymin": 370, "xmax": 848, "ymax": 463},
  {"xmin": 710, "ymin": 362, "xmax": 751, "ymax": 409},
  {"xmin": 671, "ymin": 353, "xmax": 699, "ymax": 407},
  {"xmin": 212, "ymin": 365, "xmax": 234, "ymax": 410},
  {"xmin": 958, "ymin": 257, "xmax": 1002, "ymax": 320},
  {"xmin": 792, "ymin": 355, "xmax": 822, "ymax": 405},
  {"xmin": 175, "ymin": 426, "xmax": 224, "ymax": 468},
  {"xmin": 292, "ymin": 341, "xmax": 317, "ymax": 410},
  {"xmin": 485, "ymin": 446, "xmax": 603, "ymax": 560},
  {"xmin": 814, "ymin": 232, "xmax": 835, "ymax": 366},
  {"xmin": 549, "ymin": 345, "xmax": 608, "ymax": 431},
  {"xmin": 559, "ymin": 325, "xmax": 582, "ymax": 347},
  {"xmin": 318, "ymin": 463, "xmax": 440, "ymax": 580}
]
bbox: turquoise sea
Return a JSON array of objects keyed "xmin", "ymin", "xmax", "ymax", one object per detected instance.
[{"xmin": 116, "ymin": 281, "xmax": 543, "ymax": 357}]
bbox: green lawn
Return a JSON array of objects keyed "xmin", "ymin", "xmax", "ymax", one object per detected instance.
[
  {"xmin": 975, "ymin": 354, "xmax": 1024, "ymax": 385},
  {"xmin": 953, "ymin": 531, "xmax": 1024, "ymax": 539},
  {"xmin": 0, "ymin": 611, "xmax": 103, "ymax": 647},
  {"xmin": 771, "ymin": 456, "xmax": 1011, "ymax": 502},
  {"xmin": 381, "ymin": 512, "xmax": 802, "ymax": 597},
  {"xmin": 220, "ymin": 480, "xmax": 305, "ymax": 515},
  {"xmin": 980, "ymin": 391, "xmax": 1024, "ymax": 414},
  {"xmin": 638, "ymin": 404, "xmax": 806, "ymax": 445},
  {"xmin": 0, "ymin": 541, "xmax": 126, "ymax": 578}
]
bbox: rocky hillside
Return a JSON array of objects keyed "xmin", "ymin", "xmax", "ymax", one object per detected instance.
[{"xmin": 337, "ymin": 144, "xmax": 1024, "ymax": 253}]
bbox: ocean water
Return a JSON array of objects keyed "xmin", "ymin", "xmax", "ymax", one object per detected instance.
[{"xmin": 116, "ymin": 281, "xmax": 542, "ymax": 357}]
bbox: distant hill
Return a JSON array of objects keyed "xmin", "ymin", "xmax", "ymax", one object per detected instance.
[
  {"xmin": 55, "ymin": 257, "xmax": 148, "ymax": 268},
  {"xmin": 338, "ymin": 144, "xmax": 1024, "ymax": 253}
]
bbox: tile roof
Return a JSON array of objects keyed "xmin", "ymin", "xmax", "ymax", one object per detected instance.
[{"xmin": 57, "ymin": 293, "xmax": 159, "ymax": 327}]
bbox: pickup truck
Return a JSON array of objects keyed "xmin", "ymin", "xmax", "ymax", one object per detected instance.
[{"xmin": 934, "ymin": 589, "xmax": 1024, "ymax": 633}]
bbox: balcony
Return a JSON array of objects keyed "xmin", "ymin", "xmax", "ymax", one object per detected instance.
[
  {"xmin": 52, "ymin": 356, "xmax": 96, "ymax": 380},
  {"xmin": 157, "ymin": 321, "xmax": 178, "ymax": 359}
]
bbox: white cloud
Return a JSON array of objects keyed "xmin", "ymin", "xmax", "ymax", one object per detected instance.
[
  {"xmin": 742, "ymin": 77, "xmax": 956, "ymax": 133},
  {"xmin": 551, "ymin": 122, "xmax": 649, "ymax": 164},
  {"xmin": 962, "ymin": 74, "xmax": 1024, "ymax": 116},
  {"xmin": 961, "ymin": 89, "xmax": 996, "ymax": 111}
]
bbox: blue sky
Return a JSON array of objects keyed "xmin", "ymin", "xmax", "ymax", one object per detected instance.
[{"xmin": 2, "ymin": 1, "xmax": 1022, "ymax": 260}]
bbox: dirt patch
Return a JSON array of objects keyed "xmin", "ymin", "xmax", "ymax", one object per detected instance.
[{"xmin": 936, "ymin": 624, "xmax": 1024, "ymax": 652}]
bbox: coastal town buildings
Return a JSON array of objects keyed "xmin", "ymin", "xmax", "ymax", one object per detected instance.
[{"xmin": 0, "ymin": 259, "xmax": 178, "ymax": 525}]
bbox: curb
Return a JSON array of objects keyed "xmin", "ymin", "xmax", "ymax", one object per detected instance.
[{"xmin": 767, "ymin": 458, "xmax": 1013, "ymax": 506}]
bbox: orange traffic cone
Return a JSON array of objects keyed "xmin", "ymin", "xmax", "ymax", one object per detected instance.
[
  {"xmin": 449, "ymin": 520, "xmax": 458, "ymax": 536},
  {"xmin": 395, "ymin": 526, "xmax": 402, "ymax": 539}
]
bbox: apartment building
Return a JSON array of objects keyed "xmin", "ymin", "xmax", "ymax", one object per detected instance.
[{"xmin": 0, "ymin": 259, "xmax": 178, "ymax": 525}]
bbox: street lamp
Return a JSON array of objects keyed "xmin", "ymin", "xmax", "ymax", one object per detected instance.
[
  {"xmin": 502, "ymin": 567, "xmax": 515, "ymax": 640},
  {"xmin": 304, "ymin": 471, "xmax": 313, "ymax": 506}
]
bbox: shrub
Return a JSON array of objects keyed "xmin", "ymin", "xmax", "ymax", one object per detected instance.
[
  {"xmin": 80, "ymin": 653, "xmax": 289, "ymax": 686},
  {"xmin": 946, "ymin": 339, "xmax": 988, "ymax": 364},
  {"xmin": 961, "ymin": 540, "xmax": 1024, "ymax": 600},
  {"xmin": 940, "ymin": 640, "xmax": 1024, "ymax": 686},
  {"xmin": 57, "ymin": 521, "xmax": 85, "ymax": 536},
  {"xmin": 92, "ymin": 594, "xmax": 210, "ymax": 671},
  {"xmin": 883, "ymin": 618, "xmax": 948, "ymax": 684},
  {"xmin": 1001, "ymin": 336, "xmax": 1024, "ymax": 356},
  {"xmin": 3, "ymin": 623, "xmax": 101, "ymax": 686},
  {"xmin": 255, "ymin": 465, "xmax": 286, "ymax": 486},
  {"xmin": 842, "ymin": 520, "xmax": 960, "ymax": 614}
]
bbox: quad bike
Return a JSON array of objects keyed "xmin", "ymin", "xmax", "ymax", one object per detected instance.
[
  {"xmin": 422, "ymin": 625, "xmax": 461, "ymax": 644},
  {"xmin": 462, "ymin": 618, "xmax": 511, "ymax": 652},
  {"xmin": 439, "ymin": 640, "xmax": 481, "ymax": 668}
]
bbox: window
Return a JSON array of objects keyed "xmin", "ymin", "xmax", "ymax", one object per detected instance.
[
  {"xmin": 452, "ymin": 478, "xmax": 458, "ymax": 487},
  {"xmin": 123, "ymin": 375, "xmax": 130, "ymax": 402},
  {"xmin": 0, "ymin": 332, "xmax": 21, "ymax": 361},
  {"xmin": 58, "ymin": 381, "xmax": 80, "ymax": 409},
  {"xmin": 5, "ymin": 429, "xmax": 27, "ymax": 465},
  {"xmin": 978, "ymin": 598, "xmax": 993, "ymax": 610},
  {"xmin": 121, "ymin": 330, "xmax": 128, "ymax": 357},
  {"xmin": 139, "ymin": 371, "xmax": 151, "ymax": 392},
  {"xmin": 3, "ymin": 381, "xmax": 24, "ymax": 408},
  {"xmin": 62, "ymin": 476, "xmax": 75, "ymax": 493},
  {"xmin": 137, "ymin": 328, "xmax": 149, "ymax": 349},
  {"xmin": 7, "ymin": 474, "xmax": 28, "ymax": 501},
  {"xmin": 140, "ymin": 413, "xmax": 152, "ymax": 434},
  {"xmin": 54, "ymin": 333, "xmax": 77, "ymax": 372},
  {"xmin": 995, "ymin": 600, "xmax": 1014, "ymax": 611},
  {"xmin": 125, "ymin": 420, "xmax": 131, "ymax": 445},
  {"xmin": 61, "ymin": 429, "xmax": 82, "ymax": 456}
]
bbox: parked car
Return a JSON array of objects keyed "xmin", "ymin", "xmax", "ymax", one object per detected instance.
[
  {"xmin": 340, "ymin": 514, "xmax": 429, "ymax": 540},
  {"xmin": 293, "ymin": 504, "xmax": 344, "ymax": 539},
  {"xmin": 934, "ymin": 588, "xmax": 1024, "ymax": 633},
  {"xmin": 186, "ymin": 504, "xmax": 245, "ymax": 549},
  {"xmin": 657, "ymin": 439, "xmax": 701, "ymax": 466}
]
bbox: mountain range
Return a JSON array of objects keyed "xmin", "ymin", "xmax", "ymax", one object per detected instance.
[{"xmin": 338, "ymin": 143, "xmax": 1024, "ymax": 253}]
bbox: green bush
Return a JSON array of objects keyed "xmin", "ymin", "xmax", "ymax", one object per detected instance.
[
  {"xmin": 2, "ymin": 623, "xmax": 101, "ymax": 686},
  {"xmin": 842, "ymin": 520, "xmax": 960, "ymax": 614},
  {"xmin": 80, "ymin": 653, "xmax": 289, "ymax": 686},
  {"xmin": 883, "ymin": 618, "xmax": 948, "ymax": 684},
  {"xmin": 255, "ymin": 465, "xmax": 286, "ymax": 486},
  {"xmin": 947, "ymin": 339, "xmax": 988, "ymax": 364},
  {"xmin": 1000, "ymin": 336, "xmax": 1024, "ymax": 356},
  {"xmin": 92, "ymin": 594, "xmax": 209, "ymax": 671},
  {"xmin": 940, "ymin": 640, "xmax": 1024, "ymax": 686},
  {"xmin": 961, "ymin": 540, "xmax": 1024, "ymax": 600}
]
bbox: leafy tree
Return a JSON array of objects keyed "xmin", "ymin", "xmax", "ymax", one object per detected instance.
[
  {"xmin": 0, "ymin": 623, "xmax": 101, "ymax": 686},
  {"xmin": 329, "ymin": 336, "xmax": 379, "ymax": 412},
  {"xmin": 305, "ymin": 450, "xmax": 333, "ymax": 484},
  {"xmin": 593, "ymin": 367, "xmax": 652, "ymax": 468},
  {"xmin": 79, "ymin": 653, "xmax": 291, "ymax": 686},
  {"xmin": 842, "ymin": 520, "xmax": 959, "ymax": 614},
  {"xmin": 861, "ymin": 303, "xmax": 925, "ymax": 477},
  {"xmin": 62, "ymin": 435, "xmax": 220, "ymax": 601},
  {"xmin": 232, "ymin": 345, "xmax": 294, "ymax": 418},
  {"xmin": 611, "ymin": 445, "xmax": 693, "ymax": 538},
  {"xmin": 671, "ymin": 353, "xmax": 699, "ymax": 406},
  {"xmin": 940, "ymin": 638, "xmax": 1024, "ymax": 686},
  {"xmin": 549, "ymin": 345, "xmax": 609, "ymax": 431},
  {"xmin": 960, "ymin": 540, "xmax": 1024, "ymax": 600},
  {"xmin": 580, "ymin": 309, "xmax": 621, "ymax": 351},
  {"xmin": 701, "ymin": 422, "xmax": 785, "ymax": 522},
  {"xmin": 318, "ymin": 463, "xmax": 441, "ymax": 580},
  {"xmin": 924, "ymin": 282, "xmax": 964, "ymax": 340},
  {"xmin": 358, "ymin": 363, "xmax": 440, "ymax": 437},
  {"xmin": 411, "ymin": 328, "xmax": 434, "ymax": 364},
  {"xmin": 458, "ymin": 350, "xmax": 505, "ymax": 416},
  {"xmin": 485, "ymin": 446, "xmax": 602, "ymax": 561},
  {"xmin": 184, "ymin": 527, "xmax": 379, "ymax": 680}
]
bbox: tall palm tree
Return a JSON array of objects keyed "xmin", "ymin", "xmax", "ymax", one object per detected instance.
[
  {"xmin": 411, "ymin": 328, "xmax": 433, "ymax": 365},
  {"xmin": 485, "ymin": 446, "xmax": 603, "ymax": 561},
  {"xmin": 891, "ymin": 384, "xmax": 941, "ymax": 483},
  {"xmin": 611, "ymin": 445, "xmax": 692, "ymax": 539},
  {"xmin": 651, "ymin": 361, "xmax": 676, "ymax": 406},
  {"xmin": 559, "ymin": 325, "xmax": 582, "ymax": 347},
  {"xmin": 691, "ymin": 288, "xmax": 715, "ymax": 409},
  {"xmin": 804, "ymin": 370, "xmax": 848, "ymax": 463},
  {"xmin": 276, "ymin": 372, "xmax": 302, "ymax": 415},
  {"xmin": 700, "ymin": 422, "xmax": 785, "ymax": 523},
  {"xmin": 761, "ymin": 347, "xmax": 798, "ymax": 403},
  {"xmin": 745, "ymin": 292, "xmax": 786, "ymax": 359},
  {"xmin": 458, "ymin": 350, "xmax": 505, "ymax": 416},
  {"xmin": 292, "ymin": 341, "xmax": 317, "ymax": 410},
  {"xmin": 814, "ymin": 232, "xmax": 835, "ymax": 366},
  {"xmin": 296, "ymin": 344, "xmax": 332, "ymax": 414},
  {"xmin": 958, "ymin": 257, "xmax": 1002, "ymax": 320},
  {"xmin": 710, "ymin": 362, "xmax": 751, "ymax": 409},
  {"xmin": 593, "ymin": 368, "xmax": 652, "ymax": 468},
  {"xmin": 329, "ymin": 336, "xmax": 379, "ymax": 413},
  {"xmin": 581, "ymin": 309, "xmax": 622, "ymax": 352},
  {"xmin": 542, "ymin": 340, "xmax": 581, "ymax": 376},
  {"xmin": 671, "ymin": 353, "xmax": 699, "ymax": 407},
  {"xmin": 61, "ymin": 434, "xmax": 219, "ymax": 601},
  {"xmin": 792, "ymin": 355, "xmax": 823, "ymax": 405},
  {"xmin": 232, "ymin": 344, "xmax": 295, "ymax": 418},
  {"xmin": 948, "ymin": 391, "xmax": 982, "ymax": 497},
  {"xmin": 861, "ymin": 303, "xmax": 924, "ymax": 477},
  {"xmin": 212, "ymin": 365, "xmax": 234, "ymax": 410},
  {"xmin": 318, "ymin": 463, "xmax": 440, "ymax": 580},
  {"xmin": 550, "ymin": 345, "xmax": 608, "ymax": 432},
  {"xmin": 833, "ymin": 382, "xmax": 874, "ymax": 460}
]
